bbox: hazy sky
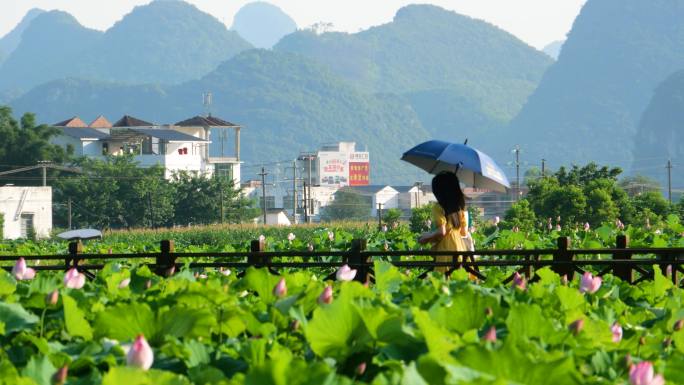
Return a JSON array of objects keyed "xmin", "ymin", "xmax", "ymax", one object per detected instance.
[{"xmin": 0, "ymin": 0, "xmax": 587, "ymax": 50}]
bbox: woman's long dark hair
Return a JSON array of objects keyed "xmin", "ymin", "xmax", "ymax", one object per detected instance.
[{"xmin": 432, "ymin": 172, "xmax": 465, "ymax": 216}]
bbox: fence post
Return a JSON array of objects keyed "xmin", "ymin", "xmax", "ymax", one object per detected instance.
[
  {"xmin": 248, "ymin": 238, "xmax": 266, "ymax": 268},
  {"xmin": 156, "ymin": 240, "xmax": 176, "ymax": 277},
  {"xmin": 553, "ymin": 236, "xmax": 573, "ymax": 280},
  {"xmin": 350, "ymin": 238, "xmax": 369, "ymax": 283},
  {"xmin": 613, "ymin": 235, "xmax": 632, "ymax": 283},
  {"xmin": 67, "ymin": 240, "xmax": 83, "ymax": 268}
]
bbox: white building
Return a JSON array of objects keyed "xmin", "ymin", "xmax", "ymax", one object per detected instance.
[
  {"xmin": 299, "ymin": 142, "xmax": 370, "ymax": 188},
  {"xmin": 343, "ymin": 185, "xmax": 400, "ymax": 217},
  {"xmin": 0, "ymin": 186, "xmax": 52, "ymax": 239},
  {"xmin": 52, "ymin": 115, "xmax": 242, "ymax": 185}
]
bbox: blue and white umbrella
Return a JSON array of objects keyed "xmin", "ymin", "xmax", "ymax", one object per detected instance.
[{"xmin": 401, "ymin": 140, "xmax": 511, "ymax": 192}]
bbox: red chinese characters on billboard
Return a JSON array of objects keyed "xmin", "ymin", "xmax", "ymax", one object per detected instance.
[{"xmin": 349, "ymin": 162, "xmax": 370, "ymax": 186}]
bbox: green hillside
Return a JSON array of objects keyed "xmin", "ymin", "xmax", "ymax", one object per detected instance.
[
  {"xmin": 0, "ymin": 1, "xmax": 251, "ymax": 92},
  {"xmin": 275, "ymin": 4, "xmax": 552, "ymax": 142},
  {"xmin": 10, "ymin": 50, "xmax": 431, "ymax": 184},
  {"xmin": 506, "ymin": 0, "xmax": 684, "ymax": 171},
  {"xmin": 0, "ymin": 11, "xmax": 102, "ymax": 92},
  {"xmin": 632, "ymin": 69, "xmax": 684, "ymax": 189}
]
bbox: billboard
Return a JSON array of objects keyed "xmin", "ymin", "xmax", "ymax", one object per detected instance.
[
  {"xmin": 349, "ymin": 162, "xmax": 370, "ymax": 186},
  {"xmin": 318, "ymin": 152, "xmax": 348, "ymax": 186}
]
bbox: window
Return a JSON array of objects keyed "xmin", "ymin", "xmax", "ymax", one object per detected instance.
[
  {"xmin": 259, "ymin": 196, "xmax": 275, "ymax": 209},
  {"xmin": 142, "ymin": 136, "xmax": 160, "ymax": 155},
  {"xmin": 20, "ymin": 213, "xmax": 34, "ymax": 239},
  {"xmin": 215, "ymin": 164, "xmax": 234, "ymax": 181}
]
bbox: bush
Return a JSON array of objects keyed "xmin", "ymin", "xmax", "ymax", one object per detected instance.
[
  {"xmin": 383, "ymin": 208, "xmax": 403, "ymax": 228},
  {"xmin": 409, "ymin": 204, "xmax": 433, "ymax": 233}
]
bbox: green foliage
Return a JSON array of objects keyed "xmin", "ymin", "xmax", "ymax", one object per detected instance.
[
  {"xmin": 410, "ymin": 204, "xmax": 433, "ymax": 233},
  {"xmin": 53, "ymin": 156, "xmax": 257, "ymax": 229},
  {"xmin": 502, "ymin": 199, "xmax": 537, "ymax": 231},
  {"xmin": 382, "ymin": 208, "xmax": 403, "ymax": 228},
  {"xmin": 0, "ymin": 106, "xmax": 72, "ymax": 184},
  {"xmin": 0, "ymin": 213, "xmax": 3, "ymax": 239},
  {"xmin": 320, "ymin": 191, "xmax": 371, "ymax": 222}
]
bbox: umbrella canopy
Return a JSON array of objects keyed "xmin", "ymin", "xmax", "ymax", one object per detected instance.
[
  {"xmin": 56, "ymin": 229, "xmax": 102, "ymax": 241},
  {"xmin": 401, "ymin": 140, "xmax": 510, "ymax": 192}
]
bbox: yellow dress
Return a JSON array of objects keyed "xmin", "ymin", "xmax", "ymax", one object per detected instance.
[{"xmin": 431, "ymin": 205, "xmax": 468, "ymax": 273}]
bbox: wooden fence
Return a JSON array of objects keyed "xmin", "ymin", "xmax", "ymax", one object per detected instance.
[{"xmin": 1, "ymin": 235, "xmax": 683, "ymax": 286}]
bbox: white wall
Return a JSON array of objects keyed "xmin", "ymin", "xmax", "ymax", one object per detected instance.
[
  {"xmin": 82, "ymin": 140, "xmax": 103, "ymax": 156},
  {"xmin": 371, "ymin": 187, "xmax": 399, "ymax": 216},
  {"xmin": 52, "ymin": 136, "xmax": 83, "ymax": 156},
  {"xmin": 0, "ymin": 186, "xmax": 52, "ymax": 240}
]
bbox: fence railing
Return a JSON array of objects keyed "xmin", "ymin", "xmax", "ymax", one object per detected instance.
[{"xmin": 1, "ymin": 235, "xmax": 683, "ymax": 286}]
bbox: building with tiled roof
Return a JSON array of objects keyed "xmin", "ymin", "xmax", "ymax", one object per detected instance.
[
  {"xmin": 54, "ymin": 117, "xmax": 87, "ymax": 128},
  {"xmin": 88, "ymin": 115, "xmax": 112, "ymax": 128}
]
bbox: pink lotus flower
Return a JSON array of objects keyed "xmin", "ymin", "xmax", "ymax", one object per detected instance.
[
  {"xmin": 307, "ymin": 243, "xmax": 314, "ymax": 252},
  {"xmin": 561, "ymin": 275, "xmax": 569, "ymax": 285},
  {"xmin": 287, "ymin": 233, "xmax": 296, "ymax": 242},
  {"xmin": 318, "ymin": 286, "xmax": 333, "ymax": 304},
  {"xmin": 12, "ymin": 258, "xmax": 36, "ymax": 280},
  {"xmin": 64, "ymin": 268, "xmax": 85, "ymax": 289},
  {"xmin": 584, "ymin": 222, "xmax": 591, "ymax": 231},
  {"xmin": 611, "ymin": 322, "xmax": 623, "ymax": 343},
  {"xmin": 512, "ymin": 272, "xmax": 526, "ymax": 290},
  {"xmin": 258, "ymin": 234, "xmax": 266, "ymax": 242},
  {"xmin": 579, "ymin": 272, "xmax": 602, "ymax": 294},
  {"xmin": 46, "ymin": 290, "xmax": 59, "ymax": 306},
  {"xmin": 52, "ymin": 366, "xmax": 68, "ymax": 385},
  {"xmin": 328, "ymin": 231, "xmax": 335, "ymax": 242},
  {"xmin": 127, "ymin": 335, "xmax": 154, "ymax": 371},
  {"xmin": 616, "ymin": 219, "xmax": 625, "ymax": 230},
  {"xmin": 336, "ymin": 264, "xmax": 357, "ymax": 281},
  {"xmin": 493, "ymin": 216, "xmax": 500, "ymax": 225},
  {"xmin": 273, "ymin": 278, "xmax": 287, "ymax": 298},
  {"xmin": 629, "ymin": 362, "xmax": 664, "ymax": 385},
  {"xmin": 483, "ymin": 326, "xmax": 497, "ymax": 342},
  {"xmin": 220, "ymin": 268, "xmax": 231, "ymax": 276},
  {"xmin": 118, "ymin": 278, "xmax": 131, "ymax": 289},
  {"xmin": 381, "ymin": 225, "xmax": 388, "ymax": 232},
  {"xmin": 555, "ymin": 224, "xmax": 562, "ymax": 231}
]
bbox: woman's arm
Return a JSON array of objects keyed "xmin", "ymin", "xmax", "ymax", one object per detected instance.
[{"xmin": 418, "ymin": 224, "xmax": 447, "ymax": 244}]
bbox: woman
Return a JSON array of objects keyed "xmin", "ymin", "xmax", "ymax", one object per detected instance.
[{"xmin": 418, "ymin": 172, "xmax": 468, "ymax": 274}]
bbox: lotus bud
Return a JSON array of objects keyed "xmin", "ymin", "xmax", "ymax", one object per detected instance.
[
  {"xmin": 287, "ymin": 233, "xmax": 295, "ymax": 242},
  {"xmin": 484, "ymin": 307, "xmax": 493, "ymax": 318},
  {"xmin": 118, "ymin": 278, "xmax": 131, "ymax": 289},
  {"xmin": 674, "ymin": 319, "xmax": 684, "ymax": 331},
  {"xmin": 318, "ymin": 286, "xmax": 333, "ymax": 304},
  {"xmin": 381, "ymin": 224, "xmax": 388, "ymax": 232},
  {"xmin": 108, "ymin": 248, "xmax": 113, "ymax": 254},
  {"xmin": 290, "ymin": 319, "xmax": 300, "ymax": 331},
  {"xmin": 493, "ymin": 216, "xmax": 500, "ymax": 226},
  {"xmin": 645, "ymin": 218, "xmax": 651, "ymax": 229},
  {"xmin": 356, "ymin": 362, "xmax": 367, "ymax": 376},
  {"xmin": 336, "ymin": 264, "xmax": 357, "ymax": 281},
  {"xmin": 625, "ymin": 354, "xmax": 632, "ymax": 368},
  {"xmin": 52, "ymin": 366, "xmax": 68, "ymax": 385},
  {"xmin": 512, "ymin": 226, "xmax": 519, "ymax": 233},
  {"xmin": 639, "ymin": 336, "xmax": 646, "ymax": 346},
  {"xmin": 584, "ymin": 222, "xmax": 590, "ymax": 231},
  {"xmin": 663, "ymin": 337, "xmax": 672, "ymax": 348},
  {"xmin": 307, "ymin": 243, "xmax": 314, "ymax": 252},
  {"xmin": 441, "ymin": 286, "xmax": 451, "ymax": 296},
  {"xmin": 512, "ymin": 272, "xmax": 526, "ymax": 291},
  {"xmin": 611, "ymin": 322, "xmax": 623, "ymax": 343},
  {"xmin": 616, "ymin": 219, "xmax": 625, "ymax": 230},
  {"xmin": 145, "ymin": 280, "xmax": 152, "ymax": 290},
  {"xmin": 383, "ymin": 242, "xmax": 389, "ymax": 251},
  {"xmin": 273, "ymin": 278, "xmax": 287, "ymax": 298},
  {"xmin": 547, "ymin": 223, "xmax": 553, "ymax": 231},
  {"xmin": 569, "ymin": 319, "xmax": 584, "ymax": 336},
  {"xmin": 579, "ymin": 272, "xmax": 602, "ymax": 294},
  {"xmin": 629, "ymin": 361, "xmax": 665, "ymax": 385},
  {"xmin": 46, "ymin": 290, "xmax": 59, "ymax": 306},
  {"xmin": 259, "ymin": 234, "xmax": 266, "ymax": 242},
  {"xmin": 666, "ymin": 265, "xmax": 673, "ymax": 277},
  {"xmin": 556, "ymin": 224, "xmax": 562, "ymax": 231},
  {"xmin": 127, "ymin": 335, "xmax": 154, "ymax": 371},
  {"xmin": 63, "ymin": 268, "xmax": 85, "ymax": 289},
  {"xmin": 561, "ymin": 274, "xmax": 568, "ymax": 285},
  {"xmin": 328, "ymin": 231, "xmax": 335, "ymax": 242},
  {"xmin": 483, "ymin": 326, "xmax": 497, "ymax": 342},
  {"xmin": 12, "ymin": 258, "xmax": 36, "ymax": 281},
  {"xmin": 220, "ymin": 268, "xmax": 232, "ymax": 276},
  {"xmin": 557, "ymin": 216, "xmax": 561, "ymax": 223}
]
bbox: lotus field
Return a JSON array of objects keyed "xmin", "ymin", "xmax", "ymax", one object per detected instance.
[{"xmin": 0, "ymin": 220, "xmax": 684, "ymax": 384}]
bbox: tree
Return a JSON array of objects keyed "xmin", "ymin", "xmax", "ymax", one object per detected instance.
[
  {"xmin": 410, "ymin": 204, "xmax": 433, "ymax": 233},
  {"xmin": 320, "ymin": 191, "xmax": 370, "ymax": 221},
  {"xmin": 383, "ymin": 208, "xmax": 403, "ymax": 228},
  {"xmin": 171, "ymin": 171, "xmax": 257, "ymax": 225},
  {"xmin": 631, "ymin": 191, "xmax": 672, "ymax": 223},
  {"xmin": 0, "ymin": 106, "xmax": 72, "ymax": 184},
  {"xmin": 502, "ymin": 199, "xmax": 537, "ymax": 231},
  {"xmin": 619, "ymin": 175, "xmax": 662, "ymax": 197}
]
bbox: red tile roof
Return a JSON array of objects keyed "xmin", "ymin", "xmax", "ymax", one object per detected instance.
[
  {"xmin": 88, "ymin": 115, "xmax": 112, "ymax": 128},
  {"xmin": 112, "ymin": 115, "xmax": 154, "ymax": 127},
  {"xmin": 54, "ymin": 116, "xmax": 87, "ymax": 127}
]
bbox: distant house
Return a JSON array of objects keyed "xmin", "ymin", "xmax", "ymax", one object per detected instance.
[
  {"xmin": 0, "ymin": 186, "xmax": 52, "ymax": 240},
  {"xmin": 394, "ymin": 185, "xmax": 436, "ymax": 216},
  {"xmin": 343, "ymin": 185, "xmax": 399, "ymax": 217},
  {"xmin": 51, "ymin": 114, "xmax": 242, "ymax": 185},
  {"xmin": 255, "ymin": 208, "xmax": 292, "ymax": 226}
]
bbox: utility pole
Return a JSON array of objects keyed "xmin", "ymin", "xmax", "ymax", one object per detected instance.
[
  {"xmin": 147, "ymin": 192, "xmax": 154, "ymax": 228},
  {"xmin": 259, "ymin": 167, "xmax": 268, "ymax": 225},
  {"xmin": 514, "ymin": 146, "xmax": 520, "ymax": 200},
  {"xmin": 667, "ymin": 159, "xmax": 673, "ymax": 204},
  {"xmin": 541, "ymin": 159, "xmax": 546, "ymax": 177},
  {"xmin": 303, "ymin": 182, "xmax": 309, "ymax": 223},
  {"xmin": 292, "ymin": 160, "xmax": 298, "ymax": 222},
  {"xmin": 377, "ymin": 203, "xmax": 383, "ymax": 229},
  {"xmin": 219, "ymin": 183, "xmax": 224, "ymax": 224},
  {"xmin": 38, "ymin": 160, "xmax": 51, "ymax": 186},
  {"xmin": 67, "ymin": 198, "xmax": 72, "ymax": 230}
]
